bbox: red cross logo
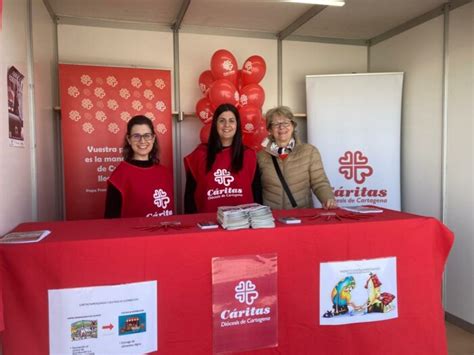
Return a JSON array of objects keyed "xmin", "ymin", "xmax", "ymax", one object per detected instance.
[{"xmin": 338, "ymin": 151, "xmax": 373, "ymax": 184}]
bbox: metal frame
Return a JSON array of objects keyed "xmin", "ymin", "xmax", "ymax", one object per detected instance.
[
  {"xmin": 42, "ymin": 0, "xmax": 57, "ymax": 23},
  {"xmin": 56, "ymin": 15, "xmax": 172, "ymax": 32},
  {"xmin": 277, "ymin": 5, "xmax": 327, "ymax": 40},
  {"xmin": 27, "ymin": 0, "xmax": 38, "ymax": 221},
  {"xmin": 369, "ymin": 0, "xmax": 471, "ymax": 46},
  {"xmin": 440, "ymin": 3, "xmax": 450, "ymax": 307},
  {"xmin": 172, "ymin": 0, "xmax": 191, "ymax": 214},
  {"xmin": 286, "ymin": 34, "xmax": 367, "ymax": 46}
]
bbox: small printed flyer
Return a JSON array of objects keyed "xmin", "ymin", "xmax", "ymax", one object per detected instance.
[
  {"xmin": 320, "ymin": 257, "xmax": 398, "ymax": 325},
  {"xmin": 7, "ymin": 66, "xmax": 25, "ymax": 147},
  {"xmin": 48, "ymin": 280, "xmax": 157, "ymax": 355}
]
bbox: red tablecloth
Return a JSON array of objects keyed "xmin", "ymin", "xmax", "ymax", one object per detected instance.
[{"xmin": 0, "ymin": 208, "xmax": 453, "ymax": 354}]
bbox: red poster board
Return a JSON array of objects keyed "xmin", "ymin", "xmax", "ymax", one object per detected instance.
[
  {"xmin": 59, "ymin": 64, "xmax": 173, "ymax": 220},
  {"xmin": 212, "ymin": 254, "xmax": 278, "ymax": 353}
]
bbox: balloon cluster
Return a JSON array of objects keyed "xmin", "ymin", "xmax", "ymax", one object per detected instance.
[{"xmin": 195, "ymin": 49, "xmax": 268, "ymax": 151}]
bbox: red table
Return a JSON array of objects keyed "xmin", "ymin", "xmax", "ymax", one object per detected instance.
[{"xmin": 0, "ymin": 209, "xmax": 453, "ymax": 354}]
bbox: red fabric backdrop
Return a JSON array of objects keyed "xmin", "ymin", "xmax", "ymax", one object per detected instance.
[{"xmin": 59, "ymin": 64, "xmax": 173, "ymax": 220}]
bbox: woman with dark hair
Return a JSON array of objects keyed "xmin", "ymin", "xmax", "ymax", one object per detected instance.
[
  {"xmin": 184, "ymin": 103, "xmax": 261, "ymax": 213},
  {"xmin": 105, "ymin": 115, "xmax": 174, "ymax": 218}
]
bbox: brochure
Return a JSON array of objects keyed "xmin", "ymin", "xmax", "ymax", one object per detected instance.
[
  {"xmin": 0, "ymin": 230, "xmax": 51, "ymax": 244},
  {"xmin": 278, "ymin": 217, "xmax": 302, "ymax": 224},
  {"xmin": 342, "ymin": 206, "xmax": 383, "ymax": 214},
  {"xmin": 197, "ymin": 221, "xmax": 219, "ymax": 230}
]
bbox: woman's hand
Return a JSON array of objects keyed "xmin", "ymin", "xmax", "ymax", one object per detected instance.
[{"xmin": 323, "ymin": 198, "xmax": 337, "ymax": 210}]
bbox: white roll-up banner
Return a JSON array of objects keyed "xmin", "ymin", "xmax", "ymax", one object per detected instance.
[{"xmin": 306, "ymin": 73, "xmax": 403, "ymax": 210}]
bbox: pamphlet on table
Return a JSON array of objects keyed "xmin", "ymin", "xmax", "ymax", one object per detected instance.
[
  {"xmin": 217, "ymin": 203, "xmax": 275, "ymax": 229},
  {"xmin": 342, "ymin": 206, "xmax": 384, "ymax": 214},
  {"xmin": 0, "ymin": 230, "xmax": 51, "ymax": 243}
]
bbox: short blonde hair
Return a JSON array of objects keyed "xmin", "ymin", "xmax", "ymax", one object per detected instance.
[{"xmin": 265, "ymin": 106, "xmax": 297, "ymax": 131}]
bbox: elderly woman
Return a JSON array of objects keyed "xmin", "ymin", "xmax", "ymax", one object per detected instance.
[{"xmin": 258, "ymin": 106, "xmax": 336, "ymax": 210}]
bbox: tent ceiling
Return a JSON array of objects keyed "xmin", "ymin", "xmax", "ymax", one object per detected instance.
[{"xmin": 46, "ymin": 0, "xmax": 452, "ymax": 40}]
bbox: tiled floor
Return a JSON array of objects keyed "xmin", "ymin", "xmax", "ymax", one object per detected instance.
[{"xmin": 446, "ymin": 321, "xmax": 474, "ymax": 355}]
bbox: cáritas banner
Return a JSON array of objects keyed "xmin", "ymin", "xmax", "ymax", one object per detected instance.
[
  {"xmin": 59, "ymin": 64, "xmax": 173, "ymax": 219},
  {"xmin": 306, "ymin": 73, "xmax": 403, "ymax": 210}
]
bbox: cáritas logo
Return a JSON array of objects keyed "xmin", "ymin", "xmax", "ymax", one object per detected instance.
[
  {"xmin": 235, "ymin": 280, "xmax": 259, "ymax": 305},
  {"xmin": 338, "ymin": 151, "xmax": 373, "ymax": 184},
  {"xmin": 220, "ymin": 280, "xmax": 270, "ymax": 321},
  {"xmin": 214, "ymin": 169, "xmax": 235, "ymax": 186},
  {"xmin": 153, "ymin": 189, "xmax": 170, "ymax": 209}
]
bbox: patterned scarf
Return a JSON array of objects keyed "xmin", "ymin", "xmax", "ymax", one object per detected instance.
[{"xmin": 269, "ymin": 138, "xmax": 295, "ymax": 156}]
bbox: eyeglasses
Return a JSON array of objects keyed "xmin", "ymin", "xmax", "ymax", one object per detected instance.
[
  {"xmin": 129, "ymin": 133, "xmax": 155, "ymax": 142},
  {"xmin": 271, "ymin": 121, "xmax": 292, "ymax": 129}
]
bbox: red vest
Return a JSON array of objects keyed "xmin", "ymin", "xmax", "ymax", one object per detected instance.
[
  {"xmin": 184, "ymin": 144, "xmax": 257, "ymax": 213},
  {"xmin": 108, "ymin": 161, "xmax": 174, "ymax": 218}
]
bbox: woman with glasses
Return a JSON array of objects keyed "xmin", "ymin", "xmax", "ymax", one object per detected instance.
[
  {"xmin": 184, "ymin": 103, "xmax": 262, "ymax": 213},
  {"xmin": 258, "ymin": 106, "xmax": 336, "ymax": 210},
  {"xmin": 105, "ymin": 115, "xmax": 174, "ymax": 218}
]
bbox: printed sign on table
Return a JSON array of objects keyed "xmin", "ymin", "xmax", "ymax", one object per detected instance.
[
  {"xmin": 48, "ymin": 280, "xmax": 157, "ymax": 354},
  {"xmin": 212, "ymin": 254, "xmax": 278, "ymax": 353},
  {"xmin": 59, "ymin": 64, "xmax": 173, "ymax": 220},
  {"xmin": 320, "ymin": 257, "xmax": 398, "ymax": 325}
]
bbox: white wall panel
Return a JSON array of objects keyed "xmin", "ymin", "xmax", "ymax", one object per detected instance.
[
  {"xmin": 32, "ymin": 0, "xmax": 60, "ymax": 221},
  {"xmin": 0, "ymin": 0, "xmax": 32, "ymax": 234},
  {"xmin": 370, "ymin": 17, "xmax": 444, "ymax": 218},
  {"xmin": 282, "ymin": 41, "xmax": 367, "ymax": 114},
  {"xmin": 445, "ymin": 2, "xmax": 474, "ymax": 324},
  {"xmin": 58, "ymin": 24, "xmax": 174, "ymax": 70}
]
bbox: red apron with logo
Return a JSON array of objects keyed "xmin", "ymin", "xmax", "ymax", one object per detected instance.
[
  {"xmin": 184, "ymin": 144, "xmax": 256, "ymax": 213},
  {"xmin": 108, "ymin": 161, "xmax": 174, "ymax": 218}
]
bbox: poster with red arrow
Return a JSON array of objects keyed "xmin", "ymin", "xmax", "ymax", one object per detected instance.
[{"xmin": 48, "ymin": 281, "xmax": 157, "ymax": 354}]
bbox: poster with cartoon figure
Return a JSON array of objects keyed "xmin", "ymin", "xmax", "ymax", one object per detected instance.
[
  {"xmin": 7, "ymin": 66, "xmax": 25, "ymax": 147},
  {"xmin": 320, "ymin": 257, "xmax": 397, "ymax": 325},
  {"xmin": 48, "ymin": 281, "xmax": 157, "ymax": 354}
]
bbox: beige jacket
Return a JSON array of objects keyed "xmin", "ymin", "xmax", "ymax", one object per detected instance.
[{"xmin": 257, "ymin": 142, "xmax": 334, "ymax": 210}]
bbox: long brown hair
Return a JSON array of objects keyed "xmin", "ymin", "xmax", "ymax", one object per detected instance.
[{"xmin": 206, "ymin": 104, "xmax": 244, "ymax": 172}]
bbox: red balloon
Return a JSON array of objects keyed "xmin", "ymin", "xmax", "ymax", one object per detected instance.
[
  {"xmin": 243, "ymin": 120, "xmax": 268, "ymax": 150},
  {"xmin": 210, "ymin": 49, "xmax": 238, "ymax": 85},
  {"xmin": 239, "ymin": 105, "xmax": 262, "ymax": 135},
  {"xmin": 237, "ymin": 69, "xmax": 243, "ymax": 90},
  {"xmin": 200, "ymin": 123, "xmax": 212, "ymax": 144},
  {"xmin": 198, "ymin": 70, "xmax": 214, "ymax": 96},
  {"xmin": 195, "ymin": 97, "xmax": 214, "ymax": 124},
  {"xmin": 239, "ymin": 83, "xmax": 265, "ymax": 108},
  {"xmin": 241, "ymin": 55, "xmax": 266, "ymax": 86},
  {"xmin": 208, "ymin": 79, "xmax": 239, "ymax": 109},
  {"xmin": 255, "ymin": 122, "xmax": 269, "ymax": 145},
  {"xmin": 242, "ymin": 132, "xmax": 255, "ymax": 148}
]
